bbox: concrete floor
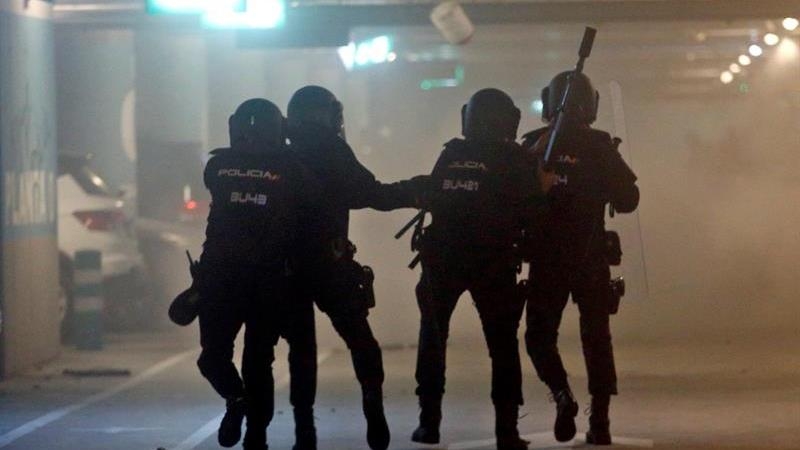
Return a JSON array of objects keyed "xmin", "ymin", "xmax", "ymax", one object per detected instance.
[{"xmin": 0, "ymin": 327, "xmax": 798, "ymax": 450}]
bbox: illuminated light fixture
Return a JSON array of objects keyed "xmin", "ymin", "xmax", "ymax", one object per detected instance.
[
  {"xmin": 430, "ymin": 1, "xmax": 474, "ymax": 45},
  {"xmin": 729, "ymin": 63, "xmax": 741, "ymax": 74},
  {"xmin": 338, "ymin": 36, "xmax": 394, "ymax": 71},
  {"xmin": 764, "ymin": 33, "xmax": 780, "ymax": 46},
  {"xmin": 776, "ymin": 36, "xmax": 800, "ymax": 62},
  {"xmin": 531, "ymin": 99, "xmax": 544, "ymax": 114},
  {"xmin": 748, "ymin": 44, "xmax": 763, "ymax": 57},
  {"xmin": 738, "ymin": 54, "xmax": 752, "ymax": 66},
  {"xmin": 720, "ymin": 71, "xmax": 734, "ymax": 84},
  {"xmin": 202, "ymin": 0, "xmax": 285, "ymax": 29},
  {"xmin": 783, "ymin": 17, "xmax": 799, "ymax": 31},
  {"xmin": 146, "ymin": 0, "xmax": 286, "ymax": 29},
  {"xmin": 338, "ymin": 43, "xmax": 356, "ymax": 71},
  {"xmin": 367, "ymin": 36, "xmax": 391, "ymax": 64},
  {"xmin": 147, "ymin": 0, "xmax": 211, "ymax": 14}
]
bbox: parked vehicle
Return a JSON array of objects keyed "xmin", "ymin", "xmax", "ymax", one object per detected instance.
[{"xmin": 57, "ymin": 153, "xmax": 151, "ymax": 339}]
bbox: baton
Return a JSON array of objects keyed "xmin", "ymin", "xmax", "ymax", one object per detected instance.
[{"xmin": 395, "ymin": 210, "xmax": 426, "ymax": 240}]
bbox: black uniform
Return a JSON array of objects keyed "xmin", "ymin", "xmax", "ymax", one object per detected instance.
[
  {"xmin": 521, "ymin": 125, "xmax": 638, "ymax": 402},
  {"xmin": 196, "ymin": 142, "xmax": 319, "ymax": 438},
  {"xmin": 414, "ymin": 137, "xmax": 542, "ymax": 439},
  {"xmin": 285, "ymin": 122, "xmax": 418, "ymax": 422}
]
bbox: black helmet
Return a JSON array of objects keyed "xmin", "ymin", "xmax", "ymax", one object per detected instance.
[
  {"xmin": 461, "ymin": 88, "xmax": 521, "ymax": 143},
  {"xmin": 287, "ymin": 85, "xmax": 344, "ymax": 136},
  {"xmin": 541, "ymin": 71, "xmax": 599, "ymax": 124},
  {"xmin": 228, "ymin": 98, "xmax": 286, "ymax": 149}
]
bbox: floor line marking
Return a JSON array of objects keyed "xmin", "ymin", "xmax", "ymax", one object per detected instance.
[
  {"xmin": 172, "ymin": 349, "xmax": 333, "ymax": 450},
  {"xmin": 448, "ymin": 431, "xmax": 654, "ymax": 449},
  {"xmin": 0, "ymin": 348, "xmax": 198, "ymax": 448}
]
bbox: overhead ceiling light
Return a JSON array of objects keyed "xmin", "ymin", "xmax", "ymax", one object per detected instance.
[
  {"xmin": 720, "ymin": 71, "xmax": 734, "ymax": 84},
  {"xmin": 764, "ymin": 33, "xmax": 780, "ymax": 46},
  {"xmin": 729, "ymin": 63, "xmax": 741, "ymax": 74},
  {"xmin": 783, "ymin": 17, "xmax": 799, "ymax": 31},
  {"xmin": 776, "ymin": 36, "xmax": 800, "ymax": 62},
  {"xmin": 738, "ymin": 54, "xmax": 752, "ymax": 66},
  {"xmin": 146, "ymin": 0, "xmax": 286, "ymax": 28},
  {"xmin": 202, "ymin": 0, "xmax": 286, "ymax": 29},
  {"xmin": 748, "ymin": 44, "xmax": 763, "ymax": 57}
]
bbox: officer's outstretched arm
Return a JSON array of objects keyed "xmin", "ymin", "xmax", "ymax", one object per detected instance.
[
  {"xmin": 330, "ymin": 140, "xmax": 394, "ymax": 210},
  {"xmin": 341, "ymin": 140, "xmax": 436, "ymax": 211},
  {"xmin": 365, "ymin": 176, "xmax": 430, "ymax": 211}
]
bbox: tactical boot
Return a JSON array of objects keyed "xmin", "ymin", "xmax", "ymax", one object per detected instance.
[
  {"xmin": 363, "ymin": 390, "xmax": 390, "ymax": 450},
  {"xmin": 217, "ymin": 397, "xmax": 246, "ymax": 448},
  {"xmin": 585, "ymin": 395, "xmax": 611, "ymax": 446},
  {"xmin": 411, "ymin": 396, "xmax": 442, "ymax": 444},
  {"xmin": 242, "ymin": 426, "xmax": 267, "ymax": 450},
  {"xmin": 553, "ymin": 388, "xmax": 578, "ymax": 442},
  {"xmin": 495, "ymin": 403, "xmax": 529, "ymax": 450},
  {"xmin": 292, "ymin": 407, "xmax": 317, "ymax": 450}
]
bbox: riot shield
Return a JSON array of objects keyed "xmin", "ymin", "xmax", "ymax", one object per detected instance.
[{"xmin": 607, "ymin": 80, "xmax": 650, "ymax": 302}]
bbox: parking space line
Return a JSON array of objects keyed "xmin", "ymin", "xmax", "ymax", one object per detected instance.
[
  {"xmin": 171, "ymin": 413, "xmax": 225, "ymax": 450},
  {"xmin": 172, "ymin": 349, "xmax": 333, "ymax": 450},
  {"xmin": 0, "ymin": 348, "xmax": 198, "ymax": 448},
  {"xmin": 448, "ymin": 431, "xmax": 654, "ymax": 449}
]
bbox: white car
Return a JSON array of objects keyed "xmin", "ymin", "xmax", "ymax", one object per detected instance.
[{"xmin": 57, "ymin": 153, "xmax": 150, "ymax": 339}]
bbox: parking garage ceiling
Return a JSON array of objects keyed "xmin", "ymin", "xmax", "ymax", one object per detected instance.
[
  {"xmin": 51, "ymin": 0, "xmax": 800, "ymax": 98},
  {"xmin": 53, "ymin": 0, "xmax": 800, "ymax": 24}
]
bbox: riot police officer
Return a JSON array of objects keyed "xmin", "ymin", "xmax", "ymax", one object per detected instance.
[
  {"xmin": 412, "ymin": 88, "xmax": 550, "ymax": 450},
  {"xmin": 196, "ymin": 98, "xmax": 319, "ymax": 450},
  {"xmin": 521, "ymin": 72, "xmax": 639, "ymax": 446},
  {"xmin": 284, "ymin": 85, "xmax": 421, "ymax": 450}
]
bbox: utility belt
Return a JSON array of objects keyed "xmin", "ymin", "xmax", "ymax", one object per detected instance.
[
  {"xmin": 314, "ymin": 237, "xmax": 376, "ymax": 314},
  {"xmin": 603, "ymin": 230, "xmax": 625, "ymax": 314},
  {"xmin": 169, "ymin": 250, "xmax": 296, "ymax": 327},
  {"xmin": 394, "ymin": 211, "xmax": 523, "ymax": 276},
  {"xmin": 419, "ymin": 234, "xmax": 521, "ymax": 274},
  {"xmin": 521, "ymin": 230, "xmax": 625, "ymax": 315}
]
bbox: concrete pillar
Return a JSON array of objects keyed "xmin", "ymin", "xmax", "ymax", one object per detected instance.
[
  {"xmin": 204, "ymin": 34, "xmax": 312, "ymax": 148},
  {"xmin": 133, "ymin": 28, "xmax": 209, "ymax": 311},
  {"xmin": 55, "ymin": 27, "xmax": 136, "ymax": 187},
  {"xmin": 206, "ymin": 32, "xmax": 271, "ymax": 150},
  {"xmin": 0, "ymin": 0, "xmax": 60, "ymax": 378},
  {"xmin": 134, "ymin": 28, "xmax": 208, "ymax": 221}
]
